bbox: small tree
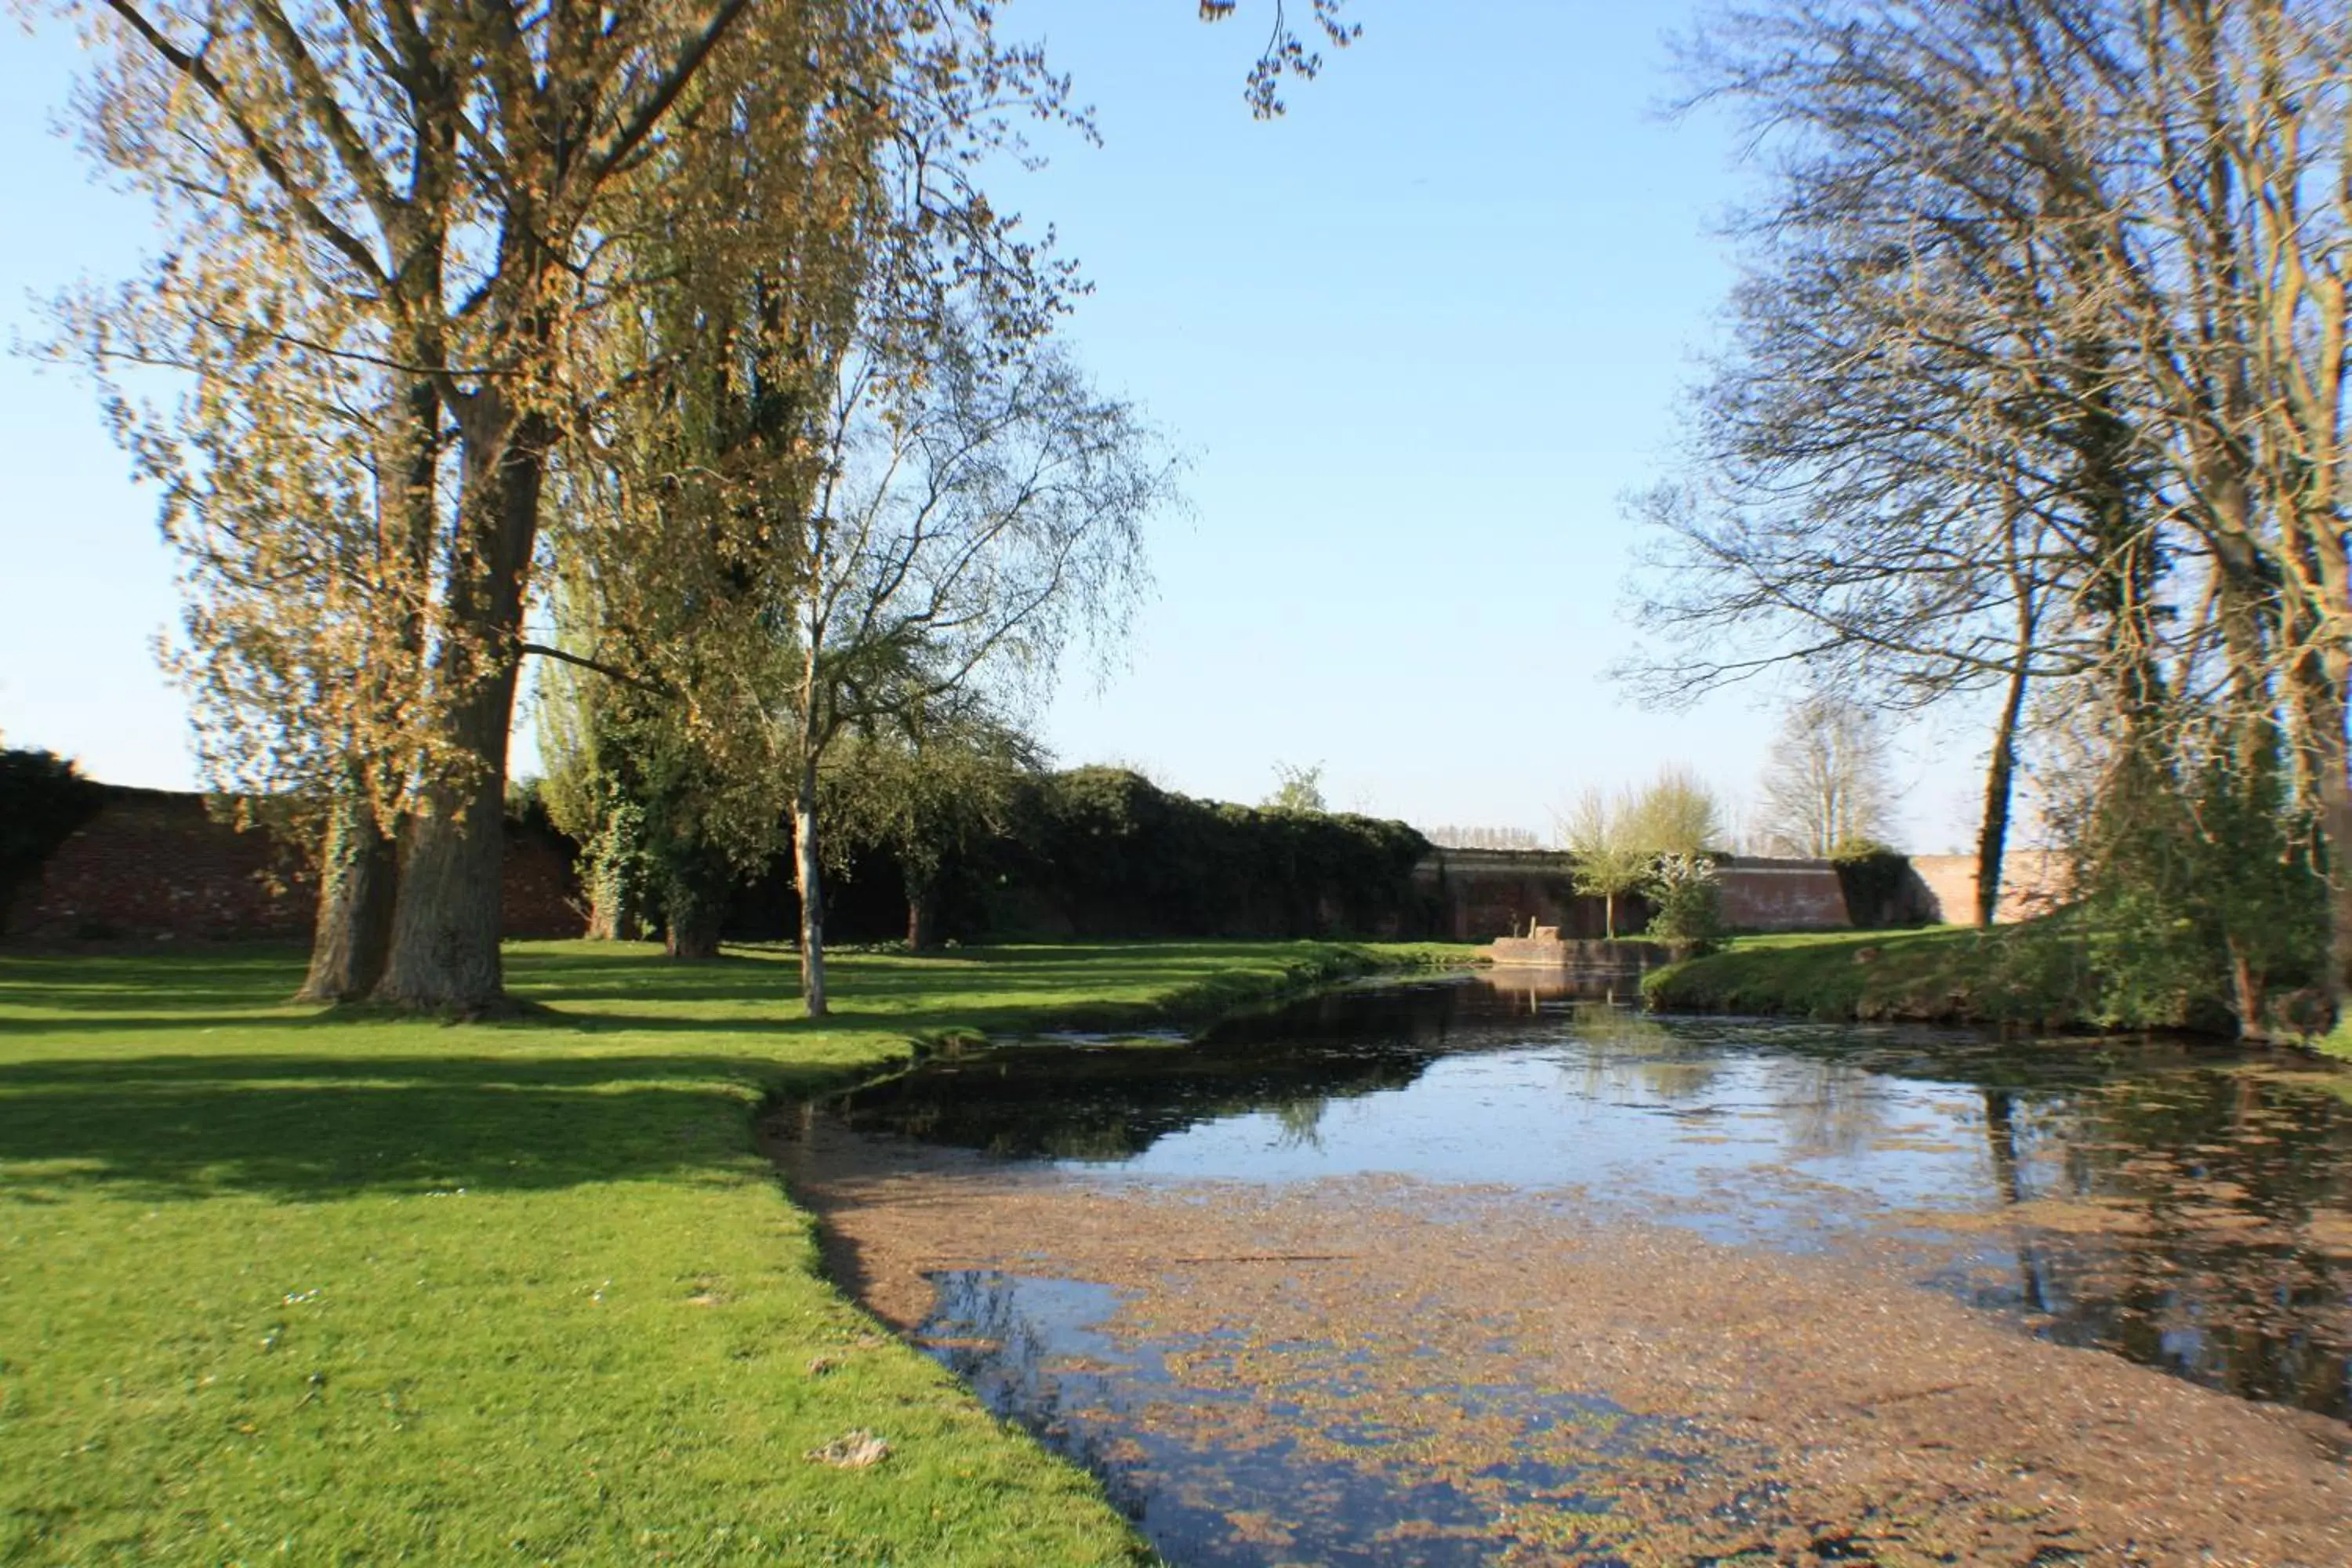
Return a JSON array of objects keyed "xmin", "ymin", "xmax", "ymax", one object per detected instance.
[
  {"xmin": 824, "ymin": 712, "xmax": 1042, "ymax": 951},
  {"xmin": 1560, "ymin": 787, "xmax": 1650, "ymax": 940},
  {"xmin": 1265, "ymin": 762, "xmax": 1328, "ymax": 814},
  {"xmin": 1646, "ymin": 852, "xmax": 1723, "ymax": 949},
  {"xmin": 1628, "ymin": 767, "xmax": 1725, "ymax": 858}
]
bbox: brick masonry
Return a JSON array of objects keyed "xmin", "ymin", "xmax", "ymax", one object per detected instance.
[
  {"xmin": 1415, "ymin": 848, "xmax": 1854, "ymax": 941},
  {"xmin": 1714, "ymin": 856, "xmax": 1853, "ymax": 931},
  {"xmin": 1907, "ymin": 851, "xmax": 2071, "ymax": 927},
  {"xmin": 3, "ymin": 786, "xmax": 583, "ymax": 942}
]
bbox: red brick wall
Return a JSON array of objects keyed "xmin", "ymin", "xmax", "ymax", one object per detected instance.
[
  {"xmin": 500, "ymin": 828, "xmax": 586, "ymax": 938},
  {"xmin": 1416, "ymin": 849, "xmax": 1857, "ymax": 940},
  {"xmin": 1907, "ymin": 851, "xmax": 2071, "ymax": 926},
  {"xmin": 1414, "ymin": 850, "xmax": 1639, "ymax": 941},
  {"xmin": 4, "ymin": 786, "xmax": 583, "ymax": 942},
  {"xmin": 6, "ymin": 789, "xmax": 312, "ymax": 940},
  {"xmin": 1715, "ymin": 858, "xmax": 1853, "ymax": 932}
]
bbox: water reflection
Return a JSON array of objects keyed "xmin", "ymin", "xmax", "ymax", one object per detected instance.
[{"xmin": 836, "ymin": 975, "xmax": 2352, "ymax": 1421}]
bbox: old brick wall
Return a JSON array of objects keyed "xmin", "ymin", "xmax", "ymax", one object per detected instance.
[
  {"xmin": 1715, "ymin": 857, "xmax": 1853, "ymax": 932},
  {"xmin": 1413, "ymin": 850, "xmax": 1635, "ymax": 941},
  {"xmin": 1416, "ymin": 849, "xmax": 1862, "ymax": 940},
  {"xmin": 1908, "ymin": 851, "xmax": 2071, "ymax": 926},
  {"xmin": 500, "ymin": 828, "xmax": 586, "ymax": 938},
  {"xmin": 5, "ymin": 789, "xmax": 312, "ymax": 940},
  {"xmin": 3, "ymin": 786, "xmax": 583, "ymax": 942}
]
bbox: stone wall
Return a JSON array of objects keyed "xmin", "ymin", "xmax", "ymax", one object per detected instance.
[{"xmin": 3, "ymin": 786, "xmax": 583, "ymax": 943}]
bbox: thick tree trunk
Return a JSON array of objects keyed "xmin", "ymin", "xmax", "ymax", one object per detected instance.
[
  {"xmin": 660, "ymin": 844, "xmax": 729, "ymax": 960},
  {"xmin": 1975, "ymin": 655, "xmax": 2031, "ymax": 928},
  {"xmin": 906, "ymin": 880, "xmax": 935, "ymax": 952},
  {"xmin": 306, "ymin": 360, "xmax": 436, "ymax": 1003},
  {"xmin": 583, "ymin": 808, "xmax": 638, "ymax": 941},
  {"xmin": 298, "ymin": 791, "xmax": 397, "ymax": 1002},
  {"xmin": 793, "ymin": 756, "xmax": 828, "ymax": 1017},
  {"xmin": 376, "ymin": 408, "xmax": 545, "ymax": 1011},
  {"xmin": 665, "ymin": 895, "xmax": 724, "ymax": 960},
  {"xmin": 586, "ymin": 878, "xmax": 629, "ymax": 942},
  {"xmin": 379, "ymin": 741, "xmax": 513, "ymax": 1011}
]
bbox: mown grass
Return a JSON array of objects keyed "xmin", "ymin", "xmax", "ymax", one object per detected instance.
[
  {"xmin": 1642, "ymin": 924, "xmax": 2100, "ymax": 1028},
  {"xmin": 0, "ymin": 938, "xmax": 1467, "ymax": 1566}
]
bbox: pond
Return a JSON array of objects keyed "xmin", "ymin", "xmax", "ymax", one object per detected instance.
[{"xmin": 779, "ymin": 975, "xmax": 2352, "ymax": 1566}]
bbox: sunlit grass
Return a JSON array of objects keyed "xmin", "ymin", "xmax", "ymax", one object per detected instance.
[
  {"xmin": 0, "ymin": 938, "xmax": 1467, "ymax": 1564},
  {"xmin": 1642, "ymin": 924, "xmax": 2070, "ymax": 1025}
]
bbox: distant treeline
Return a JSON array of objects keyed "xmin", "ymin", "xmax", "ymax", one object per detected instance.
[{"xmin": 711, "ymin": 767, "xmax": 1436, "ymax": 945}]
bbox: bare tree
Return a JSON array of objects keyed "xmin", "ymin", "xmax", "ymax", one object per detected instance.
[
  {"xmin": 1632, "ymin": 0, "xmax": 2352, "ymax": 1026},
  {"xmin": 1755, "ymin": 694, "xmax": 1896, "ymax": 858}
]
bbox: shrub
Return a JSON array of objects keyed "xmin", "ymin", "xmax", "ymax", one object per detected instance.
[
  {"xmin": 1831, "ymin": 844, "xmax": 1923, "ymax": 928},
  {"xmin": 952, "ymin": 767, "xmax": 1433, "ymax": 939},
  {"xmin": 1645, "ymin": 852, "xmax": 1722, "ymax": 949}
]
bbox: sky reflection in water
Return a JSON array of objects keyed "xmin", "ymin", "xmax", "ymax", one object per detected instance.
[{"xmin": 836, "ymin": 976, "xmax": 2352, "ymax": 1563}]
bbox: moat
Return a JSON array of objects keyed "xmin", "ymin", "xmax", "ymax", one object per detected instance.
[{"xmin": 781, "ymin": 975, "xmax": 2352, "ymax": 1565}]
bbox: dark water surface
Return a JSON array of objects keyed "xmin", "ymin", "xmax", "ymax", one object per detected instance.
[{"xmin": 824, "ymin": 975, "xmax": 2352, "ymax": 1559}]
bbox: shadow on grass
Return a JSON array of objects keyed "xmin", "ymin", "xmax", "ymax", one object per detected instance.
[
  {"xmin": 0, "ymin": 1051, "xmax": 848, "ymax": 1205},
  {"xmin": 0, "ymin": 938, "xmax": 1396, "ymax": 1205}
]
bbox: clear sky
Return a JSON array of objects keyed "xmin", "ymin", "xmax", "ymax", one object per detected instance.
[{"xmin": 0, "ymin": 2, "xmax": 1993, "ymax": 851}]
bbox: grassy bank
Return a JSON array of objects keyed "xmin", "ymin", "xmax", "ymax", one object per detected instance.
[
  {"xmin": 0, "ymin": 938, "xmax": 1466, "ymax": 1565},
  {"xmin": 1641, "ymin": 925, "xmax": 2114, "ymax": 1029}
]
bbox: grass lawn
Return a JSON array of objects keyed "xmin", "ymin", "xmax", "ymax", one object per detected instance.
[
  {"xmin": 0, "ymin": 938, "xmax": 1466, "ymax": 1566},
  {"xmin": 1642, "ymin": 924, "xmax": 2087, "ymax": 1028}
]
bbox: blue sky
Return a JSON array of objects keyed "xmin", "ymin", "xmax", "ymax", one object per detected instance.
[{"xmin": 0, "ymin": 2, "xmax": 1992, "ymax": 851}]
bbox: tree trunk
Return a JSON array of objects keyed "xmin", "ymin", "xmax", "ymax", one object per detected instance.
[
  {"xmin": 2280, "ymin": 558, "xmax": 2352, "ymax": 1020},
  {"xmin": 297, "ymin": 790, "xmax": 397, "ymax": 1002},
  {"xmin": 306, "ymin": 358, "xmax": 436, "ymax": 1003},
  {"xmin": 1975, "ymin": 654, "xmax": 2031, "ymax": 928},
  {"xmin": 586, "ymin": 878, "xmax": 629, "ymax": 942},
  {"xmin": 906, "ymin": 879, "xmax": 935, "ymax": 952},
  {"xmin": 583, "ymin": 804, "xmax": 640, "ymax": 941},
  {"xmin": 665, "ymin": 897, "xmax": 724, "ymax": 960},
  {"xmin": 1603, "ymin": 892, "xmax": 1616, "ymax": 942},
  {"xmin": 793, "ymin": 755, "xmax": 828, "ymax": 1017},
  {"xmin": 376, "ymin": 408, "xmax": 545, "ymax": 1011},
  {"xmin": 660, "ymin": 844, "xmax": 729, "ymax": 960}
]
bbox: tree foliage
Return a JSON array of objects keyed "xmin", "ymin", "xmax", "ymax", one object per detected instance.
[
  {"xmin": 1632, "ymin": 0, "xmax": 2352, "ymax": 1034},
  {"xmin": 1264, "ymin": 761, "xmax": 1329, "ymax": 814}
]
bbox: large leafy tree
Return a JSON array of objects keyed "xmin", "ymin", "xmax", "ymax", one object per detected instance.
[{"xmin": 1634, "ymin": 0, "xmax": 2352, "ymax": 1029}]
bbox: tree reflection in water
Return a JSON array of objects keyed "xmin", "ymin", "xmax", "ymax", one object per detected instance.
[{"xmin": 837, "ymin": 976, "xmax": 2352, "ymax": 1419}]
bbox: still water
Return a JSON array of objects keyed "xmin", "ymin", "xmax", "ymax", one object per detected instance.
[{"xmin": 811, "ymin": 975, "xmax": 2352, "ymax": 1563}]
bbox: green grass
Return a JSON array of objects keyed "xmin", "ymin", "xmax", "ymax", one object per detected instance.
[
  {"xmin": 0, "ymin": 938, "xmax": 1468, "ymax": 1565},
  {"xmin": 1642, "ymin": 925, "xmax": 2086, "ymax": 1027}
]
